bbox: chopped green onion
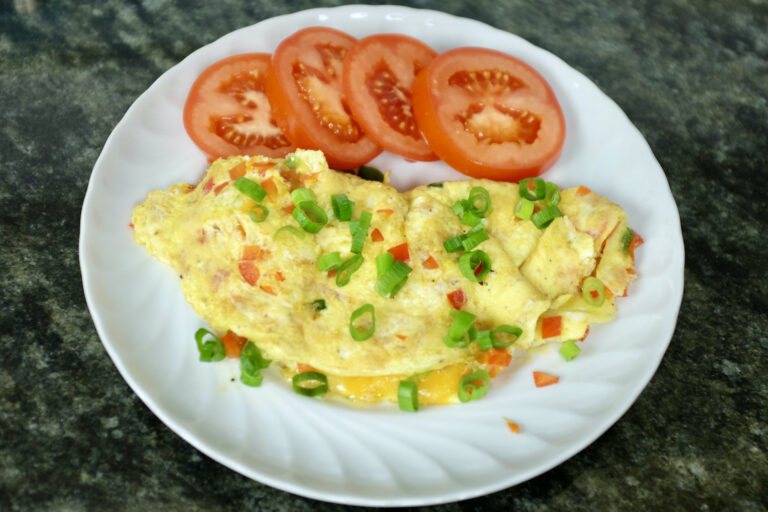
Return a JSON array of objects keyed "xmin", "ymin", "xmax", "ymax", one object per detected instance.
[
  {"xmin": 582, "ymin": 276, "xmax": 606, "ymax": 307},
  {"xmin": 518, "ymin": 178, "xmax": 546, "ymax": 201},
  {"xmin": 452, "ymin": 200, "xmax": 482, "ymax": 227},
  {"xmin": 489, "ymin": 325, "xmax": 522, "ymax": 349},
  {"xmin": 398, "ymin": 380, "xmax": 419, "ymax": 412},
  {"xmin": 310, "ymin": 299, "xmax": 326, "ymax": 311},
  {"xmin": 317, "ymin": 252, "xmax": 342, "ymax": 271},
  {"xmin": 273, "ymin": 225, "xmax": 306, "ymax": 240},
  {"xmin": 476, "ymin": 330, "xmax": 493, "ymax": 351},
  {"xmin": 620, "ymin": 227, "xmax": 635, "ymax": 254},
  {"xmin": 194, "ymin": 328, "xmax": 226, "ymax": 362},
  {"xmin": 468, "ymin": 186, "xmax": 492, "ymax": 215},
  {"xmin": 514, "ymin": 198, "xmax": 534, "ymax": 220},
  {"xmin": 531, "ymin": 205, "xmax": 562, "ymax": 229},
  {"xmin": 458, "ymin": 370, "xmax": 490, "ymax": 403},
  {"xmin": 375, "ymin": 260, "xmax": 412, "ymax": 297},
  {"xmin": 233, "ymin": 177, "xmax": 267, "ymax": 202},
  {"xmin": 358, "ymin": 165, "xmax": 384, "ymax": 182},
  {"xmin": 443, "ymin": 234, "xmax": 466, "ymax": 253},
  {"xmin": 459, "ymin": 250, "xmax": 491, "ymax": 282},
  {"xmin": 240, "ymin": 341, "xmax": 271, "ymax": 387},
  {"xmin": 336, "ymin": 254, "xmax": 364, "ymax": 287},
  {"xmin": 349, "ymin": 304, "xmax": 375, "ymax": 341},
  {"xmin": 349, "ymin": 210, "xmax": 372, "ymax": 254},
  {"xmin": 376, "ymin": 252, "xmax": 394, "ymax": 279},
  {"xmin": 545, "ymin": 182, "xmax": 561, "ymax": 206},
  {"xmin": 427, "ymin": 182, "xmax": 444, "ymax": 188},
  {"xmin": 559, "ymin": 340, "xmax": 581, "ymax": 361},
  {"xmin": 461, "ymin": 226, "xmax": 489, "ymax": 251},
  {"xmin": 284, "ymin": 153, "xmax": 299, "ymax": 169},
  {"xmin": 443, "ymin": 310, "xmax": 477, "ymax": 348},
  {"xmin": 291, "ymin": 187, "xmax": 317, "ymax": 206},
  {"xmin": 292, "ymin": 201, "xmax": 328, "ymax": 233},
  {"xmin": 249, "ymin": 204, "xmax": 269, "ymax": 223},
  {"xmin": 331, "ymin": 194, "xmax": 355, "ymax": 221},
  {"xmin": 292, "ymin": 371, "xmax": 328, "ymax": 397}
]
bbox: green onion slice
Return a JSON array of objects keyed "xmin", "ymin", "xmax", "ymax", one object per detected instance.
[
  {"xmin": 468, "ymin": 186, "xmax": 492, "ymax": 215},
  {"xmin": 310, "ymin": 299, "xmax": 326, "ymax": 311},
  {"xmin": 514, "ymin": 198, "xmax": 534, "ymax": 220},
  {"xmin": 531, "ymin": 205, "xmax": 562, "ymax": 229},
  {"xmin": 620, "ymin": 227, "xmax": 635, "ymax": 254},
  {"xmin": 427, "ymin": 182, "xmax": 444, "ymax": 188},
  {"xmin": 461, "ymin": 226, "xmax": 489, "ymax": 251},
  {"xmin": 443, "ymin": 234, "xmax": 466, "ymax": 253},
  {"xmin": 291, "ymin": 187, "xmax": 317, "ymax": 206},
  {"xmin": 458, "ymin": 370, "xmax": 490, "ymax": 403},
  {"xmin": 476, "ymin": 330, "xmax": 493, "ymax": 351},
  {"xmin": 240, "ymin": 341, "xmax": 271, "ymax": 387},
  {"xmin": 376, "ymin": 252, "xmax": 394, "ymax": 279},
  {"xmin": 331, "ymin": 194, "xmax": 355, "ymax": 221},
  {"xmin": 194, "ymin": 328, "xmax": 226, "ymax": 362},
  {"xmin": 292, "ymin": 371, "xmax": 328, "ymax": 397},
  {"xmin": 443, "ymin": 310, "xmax": 477, "ymax": 348},
  {"xmin": 233, "ymin": 177, "xmax": 267, "ymax": 202},
  {"xmin": 559, "ymin": 340, "xmax": 582, "ymax": 361},
  {"xmin": 317, "ymin": 252, "xmax": 342, "ymax": 271},
  {"xmin": 349, "ymin": 210, "xmax": 372, "ymax": 254},
  {"xmin": 489, "ymin": 325, "xmax": 522, "ymax": 348},
  {"xmin": 459, "ymin": 250, "xmax": 491, "ymax": 282},
  {"xmin": 545, "ymin": 182, "xmax": 561, "ymax": 206},
  {"xmin": 273, "ymin": 225, "xmax": 306, "ymax": 240},
  {"xmin": 518, "ymin": 178, "xmax": 546, "ymax": 201},
  {"xmin": 582, "ymin": 276, "xmax": 606, "ymax": 307},
  {"xmin": 375, "ymin": 260, "xmax": 412, "ymax": 297},
  {"xmin": 452, "ymin": 200, "xmax": 482, "ymax": 227},
  {"xmin": 292, "ymin": 201, "xmax": 328, "ymax": 233},
  {"xmin": 358, "ymin": 165, "xmax": 384, "ymax": 182},
  {"xmin": 398, "ymin": 380, "xmax": 419, "ymax": 412},
  {"xmin": 284, "ymin": 153, "xmax": 299, "ymax": 169},
  {"xmin": 249, "ymin": 204, "xmax": 269, "ymax": 223},
  {"xmin": 336, "ymin": 254, "xmax": 364, "ymax": 287},
  {"xmin": 349, "ymin": 304, "xmax": 375, "ymax": 341}
]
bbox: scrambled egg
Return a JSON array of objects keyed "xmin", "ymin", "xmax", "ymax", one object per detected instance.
[{"xmin": 132, "ymin": 150, "xmax": 638, "ymax": 405}]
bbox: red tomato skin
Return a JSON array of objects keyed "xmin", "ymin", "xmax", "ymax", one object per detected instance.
[
  {"xmin": 412, "ymin": 47, "xmax": 566, "ymax": 181},
  {"xmin": 342, "ymin": 34, "xmax": 438, "ymax": 161},
  {"xmin": 264, "ymin": 27, "xmax": 381, "ymax": 170},
  {"xmin": 183, "ymin": 53, "xmax": 295, "ymax": 159}
]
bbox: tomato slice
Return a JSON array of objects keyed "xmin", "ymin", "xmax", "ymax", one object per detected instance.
[
  {"xmin": 342, "ymin": 34, "xmax": 438, "ymax": 161},
  {"xmin": 183, "ymin": 53, "xmax": 295, "ymax": 158},
  {"xmin": 412, "ymin": 47, "xmax": 566, "ymax": 181},
  {"xmin": 264, "ymin": 27, "xmax": 381, "ymax": 169}
]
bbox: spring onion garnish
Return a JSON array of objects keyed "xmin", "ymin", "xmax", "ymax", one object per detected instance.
[
  {"xmin": 443, "ymin": 309, "xmax": 477, "ymax": 348},
  {"xmin": 514, "ymin": 198, "xmax": 534, "ymax": 220},
  {"xmin": 358, "ymin": 165, "xmax": 384, "ymax": 182},
  {"xmin": 240, "ymin": 341, "xmax": 271, "ymax": 387},
  {"xmin": 194, "ymin": 328, "xmax": 226, "ymax": 362},
  {"xmin": 427, "ymin": 182, "xmax": 444, "ymax": 188},
  {"xmin": 458, "ymin": 370, "xmax": 490, "ymax": 403},
  {"xmin": 488, "ymin": 325, "xmax": 522, "ymax": 349},
  {"xmin": 291, "ymin": 187, "xmax": 317, "ymax": 206},
  {"xmin": 452, "ymin": 200, "xmax": 482, "ymax": 227},
  {"xmin": 336, "ymin": 254, "xmax": 364, "ymax": 287},
  {"xmin": 292, "ymin": 371, "xmax": 328, "ymax": 397},
  {"xmin": 461, "ymin": 226, "xmax": 489, "ymax": 251},
  {"xmin": 582, "ymin": 276, "xmax": 606, "ymax": 307},
  {"xmin": 545, "ymin": 182, "xmax": 561, "ymax": 207},
  {"xmin": 292, "ymin": 201, "xmax": 328, "ymax": 233},
  {"xmin": 249, "ymin": 204, "xmax": 268, "ymax": 223},
  {"xmin": 443, "ymin": 234, "xmax": 466, "ymax": 253},
  {"xmin": 620, "ymin": 227, "xmax": 635, "ymax": 254},
  {"xmin": 376, "ymin": 252, "xmax": 394, "ymax": 279},
  {"xmin": 349, "ymin": 210, "xmax": 372, "ymax": 254},
  {"xmin": 468, "ymin": 186, "xmax": 492, "ymax": 215},
  {"xmin": 559, "ymin": 340, "xmax": 581, "ymax": 361},
  {"xmin": 331, "ymin": 194, "xmax": 355, "ymax": 221},
  {"xmin": 273, "ymin": 225, "xmax": 306, "ymax": 240},
  {"xmin": 531, "ymin": 205, "xmax": 562, "ymax": 229},
  {"xmin": 349, "ymin": 304, "xmax": 375, "ymax": 341},
  {"xmin": 233, "ymin": 177, "xmax": 267, "ymax": 202},
  {"xmin": 398, "ymin": 380, "xmax": 419, "ymax": 412},
  {"xmin": 284, "ymin": 153, "xmax": 299, "ymax": 169},
  {"xmin": 476, "ymin": 330, "xmax": 493, "ymax": 351},
  {"xmin": 317, "ymin": 252, "xmax": 342, "ymax": 271},
  {"xmin": 310, "ymin": 299, "xmax": 326, "ymax": 311},
  {"xmin": 459, "ymin": 250, "xmax": 491, "ymax": 282},
  {"xmin": 375, "ymin": 260, "xmax": 412, "ymax": 297},
  {"xmin": 518, "ymin": 178, "xmax": 546, "ymax": 201}
]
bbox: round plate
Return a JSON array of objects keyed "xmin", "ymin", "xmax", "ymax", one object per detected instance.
[{"xmin": 80, "ymin": 5, "xmax": 684, "ymax": 507}]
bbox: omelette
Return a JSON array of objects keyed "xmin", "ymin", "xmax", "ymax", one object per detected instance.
[{"xmin": 132, "ymin": 149, "xmax": 640, "ymax": 406}]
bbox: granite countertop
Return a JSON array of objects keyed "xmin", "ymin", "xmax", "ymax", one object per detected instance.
[{"xmin": 1, "ymin": 0, "xmax": 766, "ymax": 510}]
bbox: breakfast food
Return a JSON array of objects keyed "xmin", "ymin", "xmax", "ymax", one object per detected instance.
[{"xmin": 132, "ymin": 150, "xmax": 641, "ymax": 409}]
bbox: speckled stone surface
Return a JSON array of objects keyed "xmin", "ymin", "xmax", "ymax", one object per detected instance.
[{"xmin": 1, "ymin": 0, "xmax": 766, "ymax": 510}]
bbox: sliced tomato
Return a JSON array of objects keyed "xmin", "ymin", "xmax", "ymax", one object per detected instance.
[
  {"xmin": 183, "ymin": 53, "xmax": 295, "ymax": 158},
  {"xmin": 342, "ymin": 34, "xmax": 438, "ymax": 161},
  {"xmin": 264, "ymin": 27, "xmax": 381, "ymax": 169},
  {"xmin": 412, "ymin": 47, "xmax": 566, "ymax": 181}
]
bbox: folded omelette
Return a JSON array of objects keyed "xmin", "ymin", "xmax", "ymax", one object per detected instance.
[{"xmin": 132, "ymin": 149, "xmax": 639, "ymax": 405}]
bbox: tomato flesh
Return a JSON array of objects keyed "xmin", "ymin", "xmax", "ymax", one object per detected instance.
[
  {"xmin": 343, "ymin": 34, "xmax": 437, "ymax": 161},
  {"xmin": 412, "ymin": 47, "xmax": 566, "ymax": 181},
  {"xmin": 183, "ymin": 53, "xmax": 294, "ymax": 158}
]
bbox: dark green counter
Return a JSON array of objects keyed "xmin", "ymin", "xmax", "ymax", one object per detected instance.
[{"xmin": 1, "ymin": 0, "xmax": 766, "ymax": 510}]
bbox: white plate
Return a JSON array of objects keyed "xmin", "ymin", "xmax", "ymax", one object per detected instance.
[{"xmin": 80, "ymin": 5, "xmax": 684, "ymax": 507}]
